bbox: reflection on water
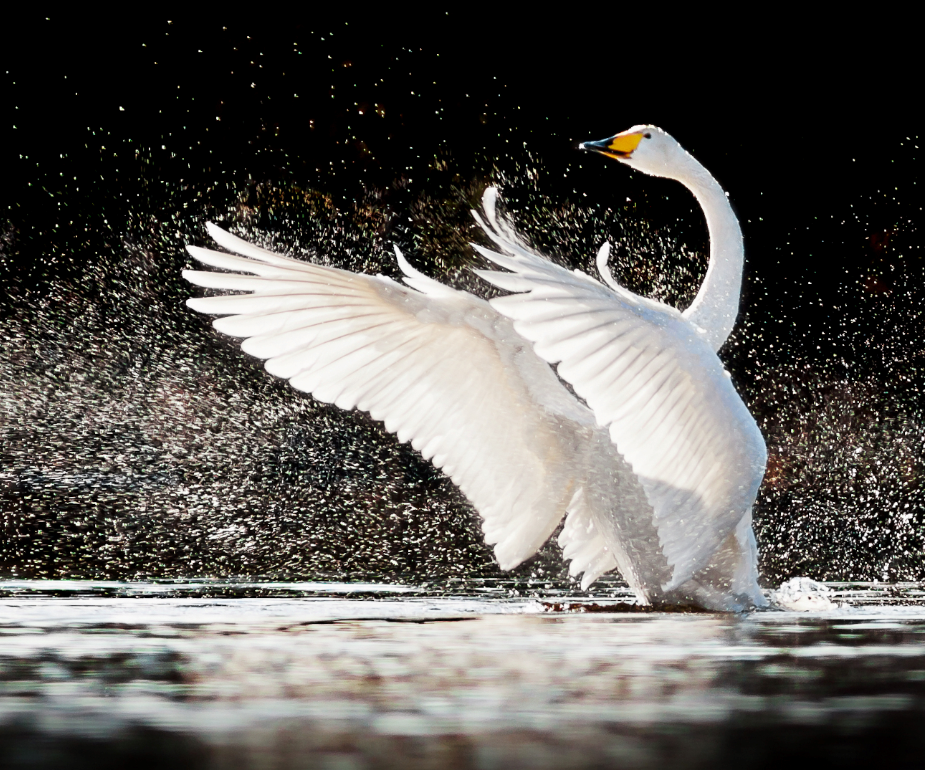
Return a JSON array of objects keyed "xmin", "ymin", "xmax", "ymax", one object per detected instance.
[{"xmin": 2, "ymin": 582, "xmax": 925, "ymax": 768}]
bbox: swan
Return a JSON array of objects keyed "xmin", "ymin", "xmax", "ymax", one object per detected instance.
[{"xmin": 182, "ymin": 125, "xmax": 767, "ymax": 611}]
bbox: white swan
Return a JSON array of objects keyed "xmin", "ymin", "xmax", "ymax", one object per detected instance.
[{"xmin": 182, "ymin": 125, "xmax": 767, "ymax": 611}]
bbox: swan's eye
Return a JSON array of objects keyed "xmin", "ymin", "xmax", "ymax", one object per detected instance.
[{"xmin": 644, "ymin": 133, "xmax": 652, "ymax": 139}]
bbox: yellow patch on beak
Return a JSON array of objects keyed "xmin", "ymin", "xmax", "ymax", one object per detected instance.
[{"xmin": 606, "ymin": 133, "xmax": 644, "ymax": 158}]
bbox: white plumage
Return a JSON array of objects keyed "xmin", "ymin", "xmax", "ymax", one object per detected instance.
[{"xmin": 183, "ymin": 125, "xmax": 767, "ymax": 611}]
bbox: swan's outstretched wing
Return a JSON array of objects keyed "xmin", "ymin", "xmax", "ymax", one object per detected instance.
[
  {"xmin": 183, "ymin": 223, "xmax": 644, "ymax": 580},
  {"xmin": 472, "ymin": 189, "xmax": 766, "ymax": 590}
]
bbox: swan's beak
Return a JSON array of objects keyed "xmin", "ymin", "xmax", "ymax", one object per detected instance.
[{"xmin": 580, "ymin": 132, "xmax": 644, "ymax": 160}]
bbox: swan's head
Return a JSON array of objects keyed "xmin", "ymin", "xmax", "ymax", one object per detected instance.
[{"xmin": 580, "ymin": 125, "xmax": 691, "ymax": 180}]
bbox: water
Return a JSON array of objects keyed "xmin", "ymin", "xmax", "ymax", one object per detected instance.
[{"xmin": 0, "ymin": 580, "xmax": 924, "ymax": 769}]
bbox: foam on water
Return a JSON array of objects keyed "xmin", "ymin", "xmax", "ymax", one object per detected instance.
[{"xmin": 769, "ymin": 577, "xmax": 838, "ymax": 611}]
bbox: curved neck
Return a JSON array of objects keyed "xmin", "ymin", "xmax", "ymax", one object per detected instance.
[{"xmin": 675, "ymin": 162, "xmax": 743, "ymax": 352}]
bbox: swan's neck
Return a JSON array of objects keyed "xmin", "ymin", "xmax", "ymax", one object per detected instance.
[{"xmin": 674, "ymin": 161, "xmax": 743, "ymax": 352}]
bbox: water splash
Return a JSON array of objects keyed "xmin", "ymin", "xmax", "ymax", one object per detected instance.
[
  {"xmin": 769, "ymin": 577, "xmax": 838, "ymax": 612},
  {"xmin": 2, "ymin": 137, "xmax": 922, "ymax": 591}
]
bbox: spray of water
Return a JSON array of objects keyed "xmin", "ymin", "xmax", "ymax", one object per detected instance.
[{"xmin": 2, "ymin": 139, "xmax": 921, "ymax": 591}]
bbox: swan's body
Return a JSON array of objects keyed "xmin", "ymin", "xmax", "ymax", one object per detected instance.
[{"xmin": 182, "ymin": 126, "xmax": 767, "ymax": 611}]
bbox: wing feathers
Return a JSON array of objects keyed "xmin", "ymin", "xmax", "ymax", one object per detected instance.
[
  {"xmin": 472, "ymin": 188, "xmax": 766, "ymax": 590},
  {"xmin": 184, "ymin": 223, "xmax": 615, "ymax": 577}
]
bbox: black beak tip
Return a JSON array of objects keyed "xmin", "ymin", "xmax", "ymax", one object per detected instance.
[{"xmin": 580, "ymin": 137, "xmax": 613, "ymax": 153}]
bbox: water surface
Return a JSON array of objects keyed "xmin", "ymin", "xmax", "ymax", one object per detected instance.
[{"xmin": 2, "ymin": 581, "xmax": 924, "ymax": 769}]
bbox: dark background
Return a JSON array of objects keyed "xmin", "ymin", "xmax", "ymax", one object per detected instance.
[{"xmin": 0, "ymin": 11, "xmax": 921, "ymax": 586}]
